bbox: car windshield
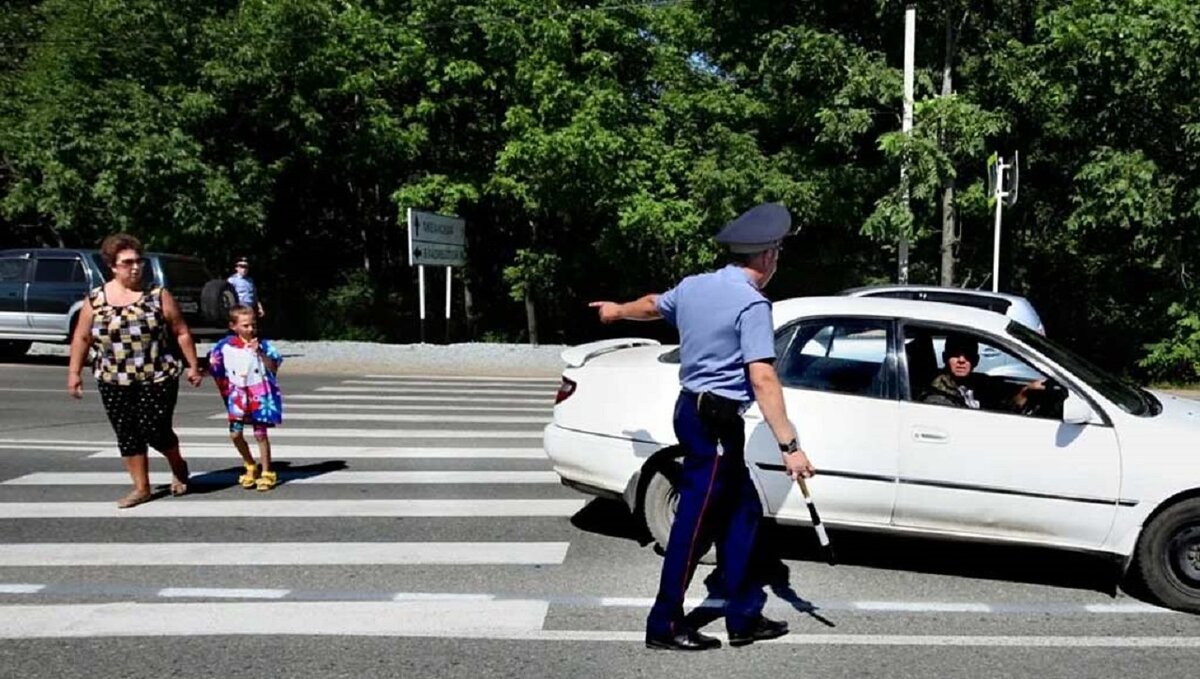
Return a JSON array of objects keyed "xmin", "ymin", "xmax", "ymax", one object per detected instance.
[{"xmin": 1010, "ymin": 322, "xmax": 1157, "ymax": 417}]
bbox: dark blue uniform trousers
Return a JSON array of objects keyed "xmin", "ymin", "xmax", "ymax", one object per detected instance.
[{"xmin": 646, "ymin": 391, "xmax": 767, "ymax": 637}]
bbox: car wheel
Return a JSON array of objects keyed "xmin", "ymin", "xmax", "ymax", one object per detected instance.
[
  {"xmin": 0, "ymin": 340, "xmax": 31, "ymax": 360},
  {"xmin": 641, "ymin": 459, "xmax": 716, "ymax": 565},
  {"xmin": 200, "ymin": 279, "xmax": 238, "ymax": 324},
  {"xmin": 1135, "ymin": 498, "xmax": 1200, "ymax": 613}
]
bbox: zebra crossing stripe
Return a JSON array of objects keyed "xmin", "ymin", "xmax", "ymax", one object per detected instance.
[
  {"xmin": 207, "ymin": 413, "xmax": 551, "ymax": 424},
  {"xmin": 288, "ymin": 394, "xmax": 549, "ymax": 404},
  {"xmin": 284, "ymin": 402, "xmax": 550, "ymax": 413},
  {"xmin": 316, "ymin": 386, "xmax": 550, "ymax": 397},
  {"xmin": 4, "ymin": 471, "xmax": 560, "ymax": 485},
  {"xmin": 0, "ymin": 601, "xmax": 550, "ymax": 639},
  {"xmin": 0, "ymin": 542, "xmax": 570, "ymax": 566},
  {"xmin": 343, "ymin": 379, "xmax": 557, "ymax": 390},
  {"xmin": 361, "ymin": 374, "xmax": 560, "ymax": 382},
  {"xmin": 0, "ymin": 499, "xmax": 585, "ymax": 519},
  {"xmin": 88, "ymin": 444, "xmax": 546, "ymax": 459},
  {"xmin": 172, "ymin": 427, "xmax": 543, "ymax": 439}
]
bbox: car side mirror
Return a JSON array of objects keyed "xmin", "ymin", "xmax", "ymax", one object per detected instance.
[{"xmin": 1062, "ymin": 392, "xmax": 1096, "ymax": 425}]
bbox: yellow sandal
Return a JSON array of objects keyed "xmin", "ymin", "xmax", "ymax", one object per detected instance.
[
  {"xmin": 255, "ymin": 470, "xmax": 277, "ymax": 491},
  {"xmin": 238, "ymin": 463, "xmax": 259, "ymax": 489}
]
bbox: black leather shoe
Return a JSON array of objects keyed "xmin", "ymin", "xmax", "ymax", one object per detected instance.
[
  {"xmin": 645, "ymin": 628, "xmax": 722, "ymax": 651},
  {"xmin": 728, "ymin": 616, "xmax": 789, "ymax": 647}
]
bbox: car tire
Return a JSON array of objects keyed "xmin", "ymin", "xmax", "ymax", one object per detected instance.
[
  {"xmin": 1135, "ymin": 498, "xmax": 1200, "ymax": 613},
  {"xmin": 201, "ymin": 279, "xmax": 238, "ymax": 325},
  {"xmin": 641, "ymin": 459, "xmax": 716, "ymax": 565},
  {"xmin": 0, "ymin": 340, "xmax": 31, "ymax": 360}
]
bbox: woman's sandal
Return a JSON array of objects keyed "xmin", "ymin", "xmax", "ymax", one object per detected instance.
[
  {"xmin": 116, "ymin": 490, "xmax": 153, "ymax": 509},
  {"xmin": 255, "ymin": 470, "xmax": 277, "ymax": 492}
]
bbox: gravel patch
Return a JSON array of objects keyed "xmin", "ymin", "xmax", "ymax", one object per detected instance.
[{"xmin": 28, "ymin": 341, "xmax": 571, "ymax": 377}]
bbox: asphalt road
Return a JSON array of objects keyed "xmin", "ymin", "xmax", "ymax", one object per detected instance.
[{"xmin": 0, "ymin": 358, "xmax": 1197, "ymax": 678}]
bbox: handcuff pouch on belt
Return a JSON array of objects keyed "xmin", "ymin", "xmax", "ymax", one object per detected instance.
[{"xmin": 696, "ymin": 391, "xmax": 746, "ymax": 436}]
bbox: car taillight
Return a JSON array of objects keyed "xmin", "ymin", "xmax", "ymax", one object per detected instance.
[{"xmin": 555, "ymin": 377, "xmax": 577, "ymax": 404}]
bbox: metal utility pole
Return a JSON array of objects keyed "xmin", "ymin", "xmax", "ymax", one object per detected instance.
[
  {"xmin": 986, "ymin": 151, "xmax": 1018, "ymax": 293},
  {"xmin": 899, "ymin": 4, "xmax": 916, "ymax": 284}
]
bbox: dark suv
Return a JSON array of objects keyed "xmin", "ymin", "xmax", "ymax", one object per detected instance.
[{"xmin": 0, "ymin": 247, "xmax": 235, "ymax": 358}]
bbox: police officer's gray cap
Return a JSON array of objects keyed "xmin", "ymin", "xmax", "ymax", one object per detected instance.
[{"xmin": 715, "ymin": 203, "xmax": 792, "ymax": 254}]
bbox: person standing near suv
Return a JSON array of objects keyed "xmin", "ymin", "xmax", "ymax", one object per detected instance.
[
  {"xmin": 228, "ymin": 257, "xmax": 265, "ymax": 319},
  {"xmin": 66, "ymin": 233, "xmax": 204, "ymax": 508}
]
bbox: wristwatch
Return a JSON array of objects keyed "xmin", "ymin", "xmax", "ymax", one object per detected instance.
[{"xmin": 778, "ymin": 438, "xmax": 799, "ymax": 454}]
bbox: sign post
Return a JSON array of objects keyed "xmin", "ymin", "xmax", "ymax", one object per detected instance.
[{"xmin": 406, "ymin": 209, "xmax": 467, "ymax": 343}]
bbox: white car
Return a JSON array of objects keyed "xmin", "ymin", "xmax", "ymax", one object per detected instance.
[{"xmin": 544, "ymin": 296, "xmax": 1200, "ymax": 612}]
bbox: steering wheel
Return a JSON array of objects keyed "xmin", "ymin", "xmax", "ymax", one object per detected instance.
[{"xmin": 1021, "ymin": 379, "xmax": 1068, "ymax": 417}]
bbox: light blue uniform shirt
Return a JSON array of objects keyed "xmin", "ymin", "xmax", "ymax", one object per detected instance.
[
  {"xmin": 227, "ymin": 274, "xmax": 257, "ymax": 306},
  {"xmin": 655, "ymin": 264, "xmax": 775, "ymax": 402}
]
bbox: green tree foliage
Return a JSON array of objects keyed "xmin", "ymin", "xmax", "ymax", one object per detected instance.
[{"xmin": 0, "ymin": 0, "xmax": 1198, "ymax": 380}]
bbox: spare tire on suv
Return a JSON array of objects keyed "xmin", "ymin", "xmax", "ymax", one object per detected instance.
[{"xmin": 201, "ymin": 279, "xmax": 238, "ymax": 325}]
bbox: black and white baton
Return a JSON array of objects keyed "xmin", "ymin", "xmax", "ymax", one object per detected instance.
[{"xmin": 796, "ymin": 476, "xmax": 835, "ymax": 565}]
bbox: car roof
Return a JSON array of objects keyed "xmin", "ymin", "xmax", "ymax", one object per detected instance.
[
  {"xmin": 838, "ymin": 284, "xmax": 1032, "ymax": 304},
  {"xmin": 773, "ymin": 296, "xmax": 1014, "ymax": 335}
]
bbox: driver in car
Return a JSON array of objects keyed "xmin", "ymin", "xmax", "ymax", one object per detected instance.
[{"xmin": 921, "ymin": 334, "xmax": 1046, "ymax": 413}]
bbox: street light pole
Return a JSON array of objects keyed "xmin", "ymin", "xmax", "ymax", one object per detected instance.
[{"xmin": 899, "ymin": 4, "xmax": 916, "ymax": 284}]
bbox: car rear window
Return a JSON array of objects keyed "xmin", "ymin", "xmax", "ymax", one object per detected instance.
[
  {"xmin": 920, "ymin": 291, "xmax": 1011, "ymax": 315},
  {"xmin": 161, "ymin": 258, "xmax": 211, "ymax": 288}
]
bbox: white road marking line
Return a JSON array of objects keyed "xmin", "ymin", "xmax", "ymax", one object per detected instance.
[
  {"xmin": 0, "ymin": 602, "xmax": 1194, "ymax": 645},
  {"xmin": 0, "ymin": 584, "xmax": 44, "ymax": 594},
  {"xmin": 159, "ymin": 588, "xmax": 289, "ymax": 599},
  {"xmin": 1084, "ymin": 602, "xmax": 1175, "ymax": 614},
  {"xmin": 284, "ymin": 402, "xmax": 550, "ymax": 413},
  {"xmin": 89, "ymin": 444, "xmax": 545, "ymax": 459},
  {"xmin": 854, "ymin": 601, "xmax": 993, "ymax": 613},
  {"xmin": 0, "ymin": 439, "xmax": 106, "ymax": 447},
  {"xmin": 0, "ymin": 601, "xmax": 550, "ymax": 638},
  {"xmin": 0, "ymin": 499, "xmax": 585, "ymax": 519},
  {"xmin": 5, "ymin": 471, "xmax": 559, "ymax": 485},
  {"xmin": 343, "ymin": 380, "xmax": 559, "ymax": 390},
  {"xmin": 172, "ymin": 427, "xmax": 543, "ymax": 439},
  {"xmin": 0, "ymin": 443, "xmax": 102, "ymax": 452},
  {"xmin": 210, "ymin": 413, "xmax": 550, "ymax": 424},
  {"xmin": 317, "ymin": 386, "xmax": 551, "ymax": 398},
  {"xmin": 392, "ymin": 593, "xmax": 498, "ymax": 602},
  {"xmin": 0, "ymin": 542, "xmax": 569, "ymax": 566},
  {"xmin": 362, "ymin": 374, "xmax": 560, "ymax": 383},
  {"xmin": 289, "ymin": 394, "xmax": 549, "ymax": 404}
]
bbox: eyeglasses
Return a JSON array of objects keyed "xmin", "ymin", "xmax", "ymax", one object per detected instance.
[{"xmin": 114, "ymin": 257, "xmax": 144, "ymax": 268}]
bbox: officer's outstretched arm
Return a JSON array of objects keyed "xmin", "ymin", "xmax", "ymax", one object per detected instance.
[
  {"xmin": 588, "ymin": 295, "xmax": 662, "ymax": 324},
  {"xmin": 748, "ymin": 361, "xmax": 815, "ymax": 479}
]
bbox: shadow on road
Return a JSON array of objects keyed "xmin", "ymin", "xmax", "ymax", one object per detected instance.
[
  {"xmin": 171, "ymin": 459, "xmax": 348, "ymax": 495},
  {"xmin": 570, "ymin": 497, "xmax": 1123, "ymax": 597}
]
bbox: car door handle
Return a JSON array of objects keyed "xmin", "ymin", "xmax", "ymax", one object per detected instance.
[{"xmin": 912, "ymin": 428, "xmax": 948, "ymax": 443}]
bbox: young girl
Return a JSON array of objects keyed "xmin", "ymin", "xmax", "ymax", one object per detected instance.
[{"xmin": 207, "ymin": 305, "xmax": 284, "ymax": 490}]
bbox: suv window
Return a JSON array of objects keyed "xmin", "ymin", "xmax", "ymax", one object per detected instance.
[
  {"xmin": 33, "ymin": 258, "xmax": 86, "ymax": 283},
  {"xmin": 777, "ymin": 318, "xmax": 894, "ymax": 398},
  {"xmin": 0, "ymin": 257, "xmax": 27, "ymax": 283},
  {"xmin": 161, "ymin": 258, "xmax": 211, "ymax": 288}
]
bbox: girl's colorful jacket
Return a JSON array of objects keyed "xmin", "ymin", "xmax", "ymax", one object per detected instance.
[{"xmin": 207, "ymin": 336, "xmax": 284, "ymax": 425}]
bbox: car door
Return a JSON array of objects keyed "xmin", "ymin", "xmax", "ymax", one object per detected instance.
[
  {"xmin": 892, "ymin": 323, "xmax": 1120, "ymax": 549},
  {"xmin": 0, "ymin": 254, "xmax": 32, "ymax": 335},
  {"xmin": 27, "ymin": 254, "xmax": 89, "ymax": 336},
  {"xmin": 744, "ymin": 316, "xmax": 900, "ymax": 528}
]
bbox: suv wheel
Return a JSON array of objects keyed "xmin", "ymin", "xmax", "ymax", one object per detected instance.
[{"xmin": 201, "ymin": 279, "xmax": 238, "ymax": 324}]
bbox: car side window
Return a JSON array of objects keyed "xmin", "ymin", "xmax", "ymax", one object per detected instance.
[
  {"xmin": 33, "ymin": 258, "xmax": 86, "ymax": 284},
  {"xmin": 777, "ymin": 318, "xmax": 894, "ymax": 399},
  {"xmin": 903, "ymin": 325, "xmax": 1054, "ymax": 418},
  {"xmin": 0, "ymin": 257, "xmax": 27, "ymax": 283}
]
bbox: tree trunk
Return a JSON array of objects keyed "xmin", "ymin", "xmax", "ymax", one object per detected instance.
[
  {"xmin": 525, "ymin": 293, "xmax": 539, "ymax": 346},
  {"xmin": 939, "ymin": 10, "xmax": 967, "ymax": 287}
]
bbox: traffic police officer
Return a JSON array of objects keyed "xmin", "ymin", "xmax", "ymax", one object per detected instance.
[{"xmin": 590, "ymin": 203, "xmax": 816, "ymax": 651}]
